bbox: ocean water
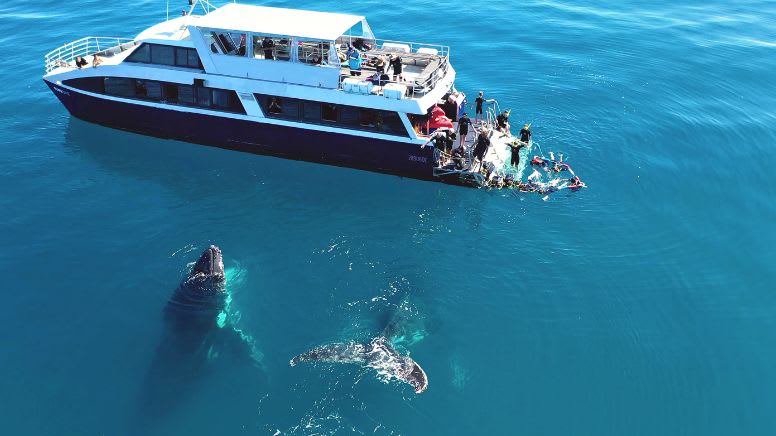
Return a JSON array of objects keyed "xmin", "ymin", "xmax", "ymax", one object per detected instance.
[{"xmin": 2, "ymin": 0, "xmax": 776, "ymax": 434}]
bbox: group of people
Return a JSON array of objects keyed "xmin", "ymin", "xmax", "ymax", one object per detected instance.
[
  {"xmin": 344, "ymin": 45, "xmax": 403, "ymax": 81},
  {"xmin": 74, "ymin": 54, "xmax": 102, "ymax": 69}
]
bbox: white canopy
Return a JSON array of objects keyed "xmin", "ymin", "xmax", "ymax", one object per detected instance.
[{"xmin": 195, "ymin": 3, "xmax": 367, "ymax": 41}]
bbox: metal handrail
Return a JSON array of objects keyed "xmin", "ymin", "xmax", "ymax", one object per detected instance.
[{"xmin": 44, "ymin": 36, "xmax": 136, "ymax": 73}]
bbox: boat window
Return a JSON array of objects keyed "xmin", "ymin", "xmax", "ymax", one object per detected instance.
[
  {"xmin": 298, "ymin": 41, "xmax": 329, "ymax": 65},
  {"xmin": 103, "ymin": 77, "xmax": 135, "ymax": 98},
  {"xmin": 321, "ymin": 104, "xmax": 338, "ymax": 122},
  {"xmin": 125, "ymin": 43, "xmax": 202, "ymax": 69},
  {"xmin": 126, "ymin": 44, "xmax": 151, "ymax": 63},
  {"xmin": 66, "ymin": 76, "xmax": 244, "ymax": 114},
  {"xmin": 62, "ymin": 77, "xmax": 104, "ymax": 94},
  {"xmin": 150, "ymin": 45, "xmax": 175, "ymax": 66},
  {"xmin": 302, "ymin": 101, "xmax": 320, "ymax": 121},
  {"xmin": 135, "ymin": 80, "xmax": 163, "ymax": 101},
  {"xmin": 177, "ymin": 85, "xmax": 196, "ymax": 105},
  {"xmin": 210, "ymin": 31, "xmax": 247, "ymax": 56},
  {"xmin": 195, "ymin": 86, "xmax": 212, "ymax": 107},
  {"xmin": 252, "ymin": 36, "xmax": 291, "ymax": 61},
  {"xmin": 254, "ymin": 93, "xmax": 408, "ymax": 136}
]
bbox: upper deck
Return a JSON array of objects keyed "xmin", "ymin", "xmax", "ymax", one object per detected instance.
[{"xmin": 44, "ymin": 1, "xmax": 455, "ymax": 114}]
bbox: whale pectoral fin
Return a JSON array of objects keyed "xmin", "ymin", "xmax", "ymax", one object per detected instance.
[
  {"xmin": 290, "ymin": 342, "xmax": 367, "ymax": 367},
  {"xmin": 211, "ymin": 326, "xmax": 263, "ymax": 367}
]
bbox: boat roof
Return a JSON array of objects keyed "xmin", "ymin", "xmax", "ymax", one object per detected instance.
[{"xmin": 195, "ymin": 3, "xmax": 365, "ymax": 41}]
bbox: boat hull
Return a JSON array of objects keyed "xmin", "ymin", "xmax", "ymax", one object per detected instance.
[{"xmin": 44, "ymin": 80, "xmax": 436, "ymax": 181}]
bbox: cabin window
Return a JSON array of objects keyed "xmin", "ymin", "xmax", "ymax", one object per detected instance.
[
  {"xmin": 150, "ymin": 45, "xmax": 175, "ymax": 66},
  {"xmin": 177, "ymin": 85, "xmax": 196, "ymax": 105},
  {"xmin": 103, "ymin": 77, "xmax": 135, "ymax": 97},
  {"xmin": 135, "ymin": 80, "xmax": 162, "ymax": 101},
  {"xmin": 321, "ymin": 104, "xmax": 338, "ymax": 122},
  {"xmin": 209, "ymin": 31, "xmax": 247, "ymax": 56},
  {"xmin": 62, "ymin": 77, "xmax": 104, "ymax": 93},
  {"xmin": 126, "ymin": 44, "xmax": 151, "ymax": 63},
  {"xmin": 125, "ymin": 43, "xmax": 202, "ymax": 69},
  {"xmin": 302, "ymin": 102, "xmax": 320, "ymax": 121},
  {"xmin": 195, "ymin": 87, "xmax": 212, "ymax": 107},
  {"xmin": 252, "ymin": 36, "xmax": 290, "ymax": 61},
  {"xmin": 253, "ymin": 93, "xmax": 408, "ymax": 136},
  {"xmin": 66, "ymin": 76, "xmax": 244, "ymax": 114},
  {"xmin": 298, "ymin": 41, "xmax": 329, "ymax": 65}
]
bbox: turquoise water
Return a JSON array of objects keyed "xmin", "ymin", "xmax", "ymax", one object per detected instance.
[{"xmin": 3, "ymin": 0, "xmax": 776, "ymax": 434}]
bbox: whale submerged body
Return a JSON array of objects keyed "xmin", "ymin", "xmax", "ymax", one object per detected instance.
[{"xmin": 138, "ymin": 246, "xmax": 255, "ymax": 422}]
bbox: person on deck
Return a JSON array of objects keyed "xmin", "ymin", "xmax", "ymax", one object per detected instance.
[
  {"xmin": 496, "ymin": 110, "xmax": 511, "ymax": 133},
  {"xmin": 75, "ymin": 56, "xmax": 88, "ymax": 69},
  {"xmin": 348, "ymin": 46, "xmax": 362, "ymax": 76},
  {"xmin": 262, "ymin": 37, "xmax": 275, "ymax": 60},
  {"xmin": 457, "ymin": 112, "xmax": 472, "ymax": 147},
  {"xmin": 390, "ymin": 55, "xmax": 403, "ymax": 81},
  {"xmin": 92, "ymin": 54, "xmax": 103, "ymax": 67},
  {"xmin": 474, "ymin": 91, "xmax": 495, "ymax": 123},
  {"xmin": 472, "ymin": 129, "xmax": 492, "ymax": 169}
]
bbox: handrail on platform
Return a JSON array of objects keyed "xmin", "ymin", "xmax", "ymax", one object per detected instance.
[{"xmin": 44, "ymin": 36, "xmax": 137, "ymax": 73}]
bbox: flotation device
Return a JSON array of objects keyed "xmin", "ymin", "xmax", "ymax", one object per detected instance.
[{"xmin": 427, "ymin": 105, "xmax": 454, "ymax": 130}]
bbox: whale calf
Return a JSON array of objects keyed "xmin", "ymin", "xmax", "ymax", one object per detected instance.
[
  {"xmin": 290, "ymin": 302, "xmax": 429, "ymax": 394},
  {"xmin": 290, "ymin": 336, "xmax": 428, "ymax": 393}
]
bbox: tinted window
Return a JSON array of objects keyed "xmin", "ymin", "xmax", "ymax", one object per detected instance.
[
  {"xmin": 321, "ymin": 104, "xmax": 338, "ymax": 122},
  {"xmin": 150, "ymin": 45, "xmax": 175, "ymax": 65},
  {"xmin": 135, "ymin": 80, "xmax": 162, "ymax": 101},
  {"xmin": 302, "ymin": 101, "xmax": 320, "ymax": 121},
  {"xmin": 187, "ymin": 49, "xmax": 201, "ymax": 68},
  {"xmin": 177, "ymin": 85, "xmax": 196, "ymax": 105},
  {"xmin": 126, "ymin": 44, "xmax": 151, "ymax": 63},
  {"xmin": 104, "ymin": 77, "xmax": 134, "ymax": 97},
  {"xmin": 62, "ymin": 77, "xmax": 104, "ymax": 93},
  {"xmin": 195, "ymin": 87, "xmax": 211, "ymax": 107},
  {"xmin": 211, "ymin": 89, "xmax": 232, "ymax": 110}
]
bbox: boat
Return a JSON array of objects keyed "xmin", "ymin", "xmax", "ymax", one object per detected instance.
[{"xmin": 43, "ymin": 1, "xmax": 581, "ymax": 189}]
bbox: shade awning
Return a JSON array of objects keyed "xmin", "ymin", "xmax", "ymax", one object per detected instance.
[{"xmin": 195, "ymin": 4, "xmax": 366, "ymax": 41}]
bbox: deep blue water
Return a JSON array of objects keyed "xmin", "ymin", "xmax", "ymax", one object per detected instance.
[{"xmin": 2, "ymin": 0, "xmax": 776, "ymax": 434}]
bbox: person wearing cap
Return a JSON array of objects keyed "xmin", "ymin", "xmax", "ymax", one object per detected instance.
[
  {"xmin": 519, "ymin": 123, "xmax": 532, "ymax": 144},
  {"xmin": 496, "ymin": 110, "xmax": 511, "ymax": 133},
  {"xmin": 508, "ymin": 139, "xmax": 527, "ymax": 167},
  {"xmin": 457, "ymin": 112, "xmax": 472, "ymax": 147},
  {"xmin": 474, "ymin": 91, "xmax": 496, "ymax": 123},
  {"xmin": 472, "ymin": 128, "xmax": 491, "ymax": 169}
]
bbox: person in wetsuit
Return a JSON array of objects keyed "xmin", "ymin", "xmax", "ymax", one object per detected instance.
[
  {"xmin": 262, "ymin": 37, "xmax": 276, "ymax": 60},
  {"xmin": 508, "ymin": 140, "xmax": 527, "ymax": 167},
  {"xmin": 519, "ymin": 123, "xmax": 531, "ymax": 144},
  {"xmin": 390, "ymin": 55, "xmax": 403, "ymax": 81},
  {"xmin": 458, "ymin": 113, "xmax": 472, "ymax": 147},
  {"xmin": 496, "ymin": 110, "xmax": 511, "ymax": 133},
  {"xmin": 472, "ymin": 129, "xmax": 491, "ymax": 168}
]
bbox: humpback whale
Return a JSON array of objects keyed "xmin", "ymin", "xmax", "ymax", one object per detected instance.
[
  {"xmin": 138, "ymin": 245, "xmax": 257, "ymax": 421},
  {"xmin": 290, "ymin": 306, "xmax": 429, "ymax": 394}
]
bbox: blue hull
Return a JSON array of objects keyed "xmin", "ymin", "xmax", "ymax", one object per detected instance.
[{"xmin": 45, "ymin": 81, "xmax": 436, "ymax": 181}]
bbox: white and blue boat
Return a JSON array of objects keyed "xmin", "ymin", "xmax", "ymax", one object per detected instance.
[{"xmin": 44, "ymin": 1, "xmax": 532, "ymax": 187}]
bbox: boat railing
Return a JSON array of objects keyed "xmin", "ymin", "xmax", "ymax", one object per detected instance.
[
  {"xmin": 44, "ymin": 36, "xmax": 137, "ymax": 73},
  {"xmin": 338, "ymin": 39, "xmax": 451, "ymax": 99}
]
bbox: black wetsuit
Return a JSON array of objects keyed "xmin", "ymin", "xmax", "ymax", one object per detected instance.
[
  {"xmin": 473, "ymin": 135, "xmax": 490, "ymax": 161},
  {"xmin": 509, "ymin": 142, "xmax": 526, "ymax": 166},
  {"xmin": 497, "ymin": 114, "xmax": 509, "ymax": 130},
  {"xmin": 519, "ymin": 127, "xmax": 532, "ymax": 143},
  {"xmin": 475, "ymin": 97, "xmax": 484, "ymax": 115},
  {"xmin": 390, "ymin": 56, "xmax": 403, "ymax": 76},
  {"xmin": 262, "ymin": 38, "xmax": 275, "ymax": 59},
  {"xmin": 458, "ymin": 115, "xmax": 471, "ymax": 137}
]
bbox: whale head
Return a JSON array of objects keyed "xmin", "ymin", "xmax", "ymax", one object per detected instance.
[
  {"xmin": 184, "ymin": 246, "xmax": 226, "ymax": 293},
  {"xmin": 191, "ymin": 245, "xmax": 225, "ymax": 277}
]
